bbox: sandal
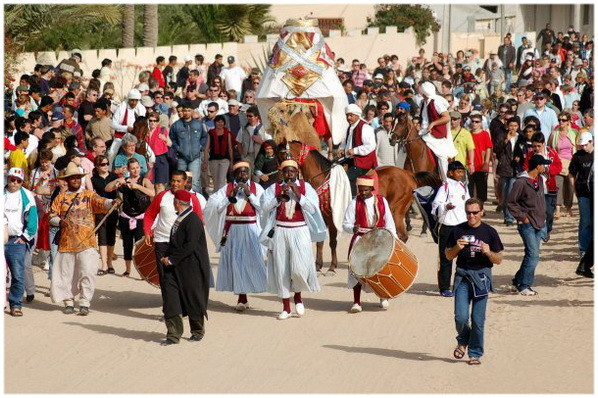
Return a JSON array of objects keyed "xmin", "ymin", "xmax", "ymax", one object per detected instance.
[
  {"xmin": 468, "ymin": 358, "xmax": 482, "ymax": 365},
  {"xmin": 97, "ymin": 269, "xmax": 107, "ymax": 276},
  {"xmin": 453, "ymin": 345, "xmax": 466, "ymax": 359},
  {"xmin": 10, "ymin": 308, "xmax": 23, "ymax": 317},
  {"xmin": 107, "ymin": 267, "xmax": 116, "ymax": 274}
]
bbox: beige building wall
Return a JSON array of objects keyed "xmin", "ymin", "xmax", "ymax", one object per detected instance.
[{"xmin": 269, "ymin": 4, "xmax": 376, "ymax": 31}]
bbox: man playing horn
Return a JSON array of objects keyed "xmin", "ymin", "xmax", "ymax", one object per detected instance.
[
  {"xmin": 418, "ymin": 81, "xmax": 458, "ymax": 181},
  {"xmin": 342, "ymin": 176, "xmax": 396, "ymax": 313},
  {"xmin": 204, "ymin": 161, "xmax": 267, "ymax": 311},
  {"xmin": 338, "ymin": 104, "xmax": 377, "ymax": 197},
  {"xmin": 259, "ymin": 159, "xmax": 327, "ymax": 320}
]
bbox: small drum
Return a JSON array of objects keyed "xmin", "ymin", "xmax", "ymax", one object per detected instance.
[
  {"xmin": 349, "ymin": 229, "xmax": 419, "ymax": 299},
  {"xmin": 133, "ymin": 238, "xmax": 160, "ymax": 288}
]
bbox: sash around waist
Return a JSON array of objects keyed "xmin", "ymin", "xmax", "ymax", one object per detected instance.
[
  {"xmin": 276, "ymin": 221, "xmax": 307, "ymax": 228},
  {"xmin": 225, "ymin": 216, "xmax": 257, "ymax": 223}
]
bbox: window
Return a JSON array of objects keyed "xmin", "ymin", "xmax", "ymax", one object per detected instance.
[{"xmin": 583, "ymin": 4, "xmax": 590, "ymax": 25}]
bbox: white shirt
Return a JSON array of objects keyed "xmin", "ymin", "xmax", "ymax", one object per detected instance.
[
  {"xmin": 431, "ymin": 178, "xmax": 469, "ymax": 226},
  {"xmin": 198, "ymin": 98, "xmax": 228, "ymax": 118},
  {"xmin": 219, "ymin": 66, "xmax": 247, "ymax": 93},
  {"xmin": 420, "ymin": 97, "xmax": 448, "ymax": 131},
  {"xmin": 375, "ymin": 127, "xmax": 397, "ymax": 166},
  {"xmin": 151, "ymin": 190, "xmax": 179, "ymax": 243},
  {"xmin": 5, "ymin": 189, "xmax": 25, "ymax": 236},
  {"xmin": 110, "ymin": 102, "xmax": 147, "ymax": 133},
  {"xmin": 341, "ymin": 120, "xmax": 376, "ymax": 156},
  {"xmin": 342, "ymin": 195, "xmax": 396, "ymax": 237}
]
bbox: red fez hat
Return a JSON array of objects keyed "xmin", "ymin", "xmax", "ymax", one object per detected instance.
[{"xmin": 174, "ymin": 189, "xmax": 192, "ymax": 202}]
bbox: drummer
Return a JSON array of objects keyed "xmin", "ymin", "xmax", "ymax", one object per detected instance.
[{"xmin": 342, "ymin": 176, "xmax": 396, "ymax": 313}]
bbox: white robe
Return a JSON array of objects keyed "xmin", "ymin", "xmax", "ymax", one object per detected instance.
[
  {"xmin": 259, "ymin": 180, "xmax": 327, "ymax": 298},
  {"xmin": 204, "ymin": 181, "xmax": 267, "ymax": 294}
]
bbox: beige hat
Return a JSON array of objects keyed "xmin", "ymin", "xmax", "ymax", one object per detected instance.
[
  {"xmin": 280, "ymin": 159, "xmax": 298, "ymax": 170},
  {"xmin": 59, "ymin": 162, "xmax": 86, "ymax": 179},
  {"xmin": 141, "ymin": 95, "xmax": 154, "ymax": 108},
  {"xmin": 356, "ymin": 177, "xmax": 375, "ymax": 187},
  {"xmin": 232, "ymin": 161, "xmax": 250, "ymax": 171}
]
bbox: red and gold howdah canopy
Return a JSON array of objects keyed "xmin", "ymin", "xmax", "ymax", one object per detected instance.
[{"xmin": 268, "ymin": 18, "xmax": 335, "ymax": 96}]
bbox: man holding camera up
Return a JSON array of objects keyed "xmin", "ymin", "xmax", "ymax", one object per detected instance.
[
  {"xmin": 204, "ymin": 161, "xmax": 267, "ymax": 312},
  {"xmin": 259, "ymin": 159, "xmax": 327, "ymax": 320},
  {"xmin": 445, "ymin": 198, "xmax": 504, "ymax": 366}
]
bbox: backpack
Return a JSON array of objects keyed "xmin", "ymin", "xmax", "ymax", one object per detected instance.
[{"xmin": 412, "ymin": 185, "xmax": 440, "ymax": 244}]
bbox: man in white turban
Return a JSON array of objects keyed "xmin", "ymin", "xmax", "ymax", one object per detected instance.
[{"xmin": 418, "ymin": 81, "xmax": 457, "ymax": 180}]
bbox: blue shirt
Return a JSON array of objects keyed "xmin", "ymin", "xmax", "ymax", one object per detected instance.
[
  {"xmin": 112, "ymin": 153, "xmax": 148, "ymax": 178},
  {"xmin": 523, "ymin": 106, "xmax": 558, "ymax": 141}
]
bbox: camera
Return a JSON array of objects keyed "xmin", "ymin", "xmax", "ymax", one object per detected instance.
[{"xmin": 461, "ymin": 235, "xmax": 475, "ymax": 243}]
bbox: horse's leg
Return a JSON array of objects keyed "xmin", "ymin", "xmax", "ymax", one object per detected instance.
[
  {"xmin": 405, "ymin": 211, "xmax": 412, "ymax": 232},
  {"xmin": 393, "ymin": 195, "xmax": 415, "ymax": 243},
  {"xmin": 316, "ymin": 241, "xmax": 324, "ymax": 272},
  {"xmin": 327, "ymin": 224, "xmax": 338, "ymax": 273}
]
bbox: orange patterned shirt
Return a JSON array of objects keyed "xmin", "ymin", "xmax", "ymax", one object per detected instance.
[{"xmin": 49, "ymin": 189, "xmax": 110, "ymax": 253}]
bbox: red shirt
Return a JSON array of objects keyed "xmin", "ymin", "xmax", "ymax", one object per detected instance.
[{"xmin": 470, "ymin": 130, "xmax": 493, "ymax": 171}]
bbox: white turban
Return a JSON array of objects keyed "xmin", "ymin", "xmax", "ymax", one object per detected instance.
[
  {"xmin": 127, "ymin": 89, "xmax": 142, "ymax": 100},
  {"xmin": 345, "ymin": 104, "xmax": 362, "ymax": 116},
  {"xmin": 419, "ymin": 81, "xmax": 437, "ymax": 99}
]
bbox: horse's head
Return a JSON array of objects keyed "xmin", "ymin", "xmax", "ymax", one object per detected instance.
[
  {"xmin": 275, "ymin": 139, "xmax": 302, "ymax": 164},
  {"xmin": 392, "ymin": 112, "xmax": 416, "ymax": 141}
]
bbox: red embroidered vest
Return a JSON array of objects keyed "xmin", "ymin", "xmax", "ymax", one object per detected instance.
[
  {"xmin": 275, "ymin": 180, "xmax": 306, "ymax": 222},
  {"xmin": 349, "ymin": 120, "xmax": 378, "ymax": 169},
  {"xmin": 349, "ymin": 195, "xmax": 386, "ymax": 253},
  {"xmin": 426, "ymin": 100, "xmax": 448, "ymax": 139},
  {"xmin": 225, "ymin": 181, "xmax": 257, "ymax": 218}
]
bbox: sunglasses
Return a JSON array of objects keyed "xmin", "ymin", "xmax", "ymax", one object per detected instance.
[
  {"xmin": 99, "ymin": 162, "xmax": 109, "ymax": 166},
  {"xmin": 207, "ymin": 110, "xmax": 216, "ymax": 113},
  {"xmin": 559, "ymin": 118, "xmax": 569, "ymax": 122},
  {"xmin": 9, "ymin": 177, "xmax": 23, "ymax": 183},
  {"xmin": 471, "ymin": 120, "xmax": 481, "ymax": 123},
  {"xmin": 466, "ymin": 210, "xmax": 481, "ymax": 215},
  {"xmin": 451, "ymin": 118, "xmax": 460, "ymax": 121},
  {"xmin": 149, "ymin": 119, "xmax": 159, "ymax": 122}
]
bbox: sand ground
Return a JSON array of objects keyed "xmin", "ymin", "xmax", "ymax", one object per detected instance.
[{"xmin": 4, "ymin": 199, "xmax": 593, "ymax": 394}]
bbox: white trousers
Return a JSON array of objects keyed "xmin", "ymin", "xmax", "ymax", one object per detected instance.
[{"xmin": 50, "ymin": 248, "xmax": 99, "ymax": 307}]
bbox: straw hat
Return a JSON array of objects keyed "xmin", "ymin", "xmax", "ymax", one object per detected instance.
[{"xmin": 58, "ymin": 162, "xmax": 86, "ymax": 179}]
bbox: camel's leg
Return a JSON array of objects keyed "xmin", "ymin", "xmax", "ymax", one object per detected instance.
[
  {"xmin": 316, "ymin": 241, "xmax": 324, "ymax": 272},
  {"xmin": 327, "ymin": 225, "xmax": 338, "ymax": 273}
]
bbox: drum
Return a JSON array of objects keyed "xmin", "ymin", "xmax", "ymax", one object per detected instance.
[
  {"xmin": 133, "ymin": 238, "xmax": 160, "ymax": 288},
  {"xmin": 349, "ymin": 228, "xmax": 419, "ymax": 299}
]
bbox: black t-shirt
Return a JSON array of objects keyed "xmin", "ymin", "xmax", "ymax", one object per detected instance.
[
  {"xmin": 448, "ymin": 222, "xmax": 504, "ymax": 270},
  {"xmin": 569, "ymin": 150, "xmax": 594, "ymax": 198},
  {"xmin": 78, "ymin": 101, "xmax": 95, "ymax": 129},
  {"xmin": 91, "ymin": 171, "xmax": 118, "ymax": 199}
]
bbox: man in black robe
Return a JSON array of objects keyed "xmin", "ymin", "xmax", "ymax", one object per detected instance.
[{"xmin": 159, "ymin": 190, "xmax": 210, "ymax": 345}]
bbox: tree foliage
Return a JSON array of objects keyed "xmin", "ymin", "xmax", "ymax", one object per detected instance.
[{"xmin": 368, "ymin": 4, "xmax": 440, "ymax": 45}]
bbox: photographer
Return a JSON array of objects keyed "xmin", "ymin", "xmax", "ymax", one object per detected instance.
[{"xmin": 445, "ymin": 198, "xmax": 504, "ymax": 366}]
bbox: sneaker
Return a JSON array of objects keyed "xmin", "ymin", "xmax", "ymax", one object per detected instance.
[
  {"xmin": 160, "ymin": 339, "xmax": 177, "ymax": 346},
  {"xmin": 277, "ymin": 311, "xmax": 291, "ymax": 320},
  {"xmin": 541, "ymin": 233, "xmax": 550, "ymax": 243},
  {"xmin": 519, "ymin": 288, "xmax": 538, "ymax": 296},
  {"xmin": 189, "ymin": 334, "xmax": 204, "ymax": 342},
  {"xmin": 235, "ymin": 302, "xmax": 248, "ymax": 312},
  {"xmin": 78, "ymin": 306, "xmax": 89, "ymax": 316},
  {"xmin": 350, "ymin": 303, "xmax": 362, "ymax": 313},
  {"xmin": 63, "ymin": 306, "xmax": 75, "ymax": 315},
  {"xmin": 25, "ymin": 295, "xmax": 34, "ymax": 303},
  {"xmin": 295, "ymin": 302, "xmax": 305, "ymax": 316},
  {"xmin": 576, "ymin": 265, "xmax": 594, "ymax": 278},
  {"xmin": 504, "ymin": 221, "xmax": 514, "ymax": 227},
  {"xmin": 379, "ymin": 299, "xmax": 389, "ymax": 309},
  {"xmin": 440, "ymin": 290, "xmax": 454, "ymax": 297}
]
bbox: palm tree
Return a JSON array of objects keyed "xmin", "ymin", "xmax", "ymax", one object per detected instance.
[
  {"xmin": 122, "ymin": 4, "xmax": 135, "ymax": 48},
  {"xmin": 143, "ymin": 5, "xmax": 158, "ymax": 47}
]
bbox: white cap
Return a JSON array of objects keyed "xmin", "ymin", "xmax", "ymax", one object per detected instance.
[
  {"xmin": 141, "ymin": 95, "xmax": 154, "ymax": 108},
  {"xmin": 184, "ymin": 55, "xmax": 193, "ymax": 62},
  {"xmin": 137, "ymin": 83, "xmax": 149, "ymax": 92},
  {"xmin": 373, "ymin": 73, "xmax": 384, "ymax": 80},
  {"xmin": 227, "ymin": 99, "xmax": 240, "ymax": 107},
  {"xmin": 127, "ymin": 89, "xmax": 142, "ymax": 100},
  {"xmin": 345, "ymin": 104, "xmax": 362, "ymax": 116},
  {"xmin": 578, "ymin": 132, "xmax": 593, "ymax": 145},
  {"xmin": 8, "ymin": 167, "xmax": 24, "ymax": 181}
]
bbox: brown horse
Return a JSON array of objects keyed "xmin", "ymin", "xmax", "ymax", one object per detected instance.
[
  {"xmin": 279, "ymin": 141, "xmax": 440, "ymax": 273},
  {"xmin": 392, "ymin": 112, "xmax": 436, "ymax": 173}
]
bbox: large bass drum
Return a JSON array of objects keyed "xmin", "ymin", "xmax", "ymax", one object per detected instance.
[
  {"xmin": 133, "ymin": 238, "xmax": 160, "ymax": 288},
  {"xmin": 349, "ymin": 228, "xmax": 418, "ymax": 298}
]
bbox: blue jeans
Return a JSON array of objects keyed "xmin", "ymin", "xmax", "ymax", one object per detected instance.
[
  {"xmin": 545, "ymin": 194, "xmax": 557, "ymax": 235},
  {"xmin": 177, "ymin": 157, "xmax": 202, "ymax": 193},
  {"xmin": 513, "ymin": 222, "xmax": 545, "ymax": 291},
  {"xmin": 4, "ymin": 238, "xmax": 27, "ymax": 309},
  {"xmin": 500, "ymin": 176, "xmax": 516, "ymax": 223},
  {"xmin": 454, "ymin": 279, "xmax": 488, "ymax": 359},
  {"xmin": 578, "ymin": 196, "xmax": 593, "ymax": 254},
  {"xmin": 503, "ymin": 68, "xmax": 513, "ymax": 92},
  {"xmin": 49, "ymin": 226, "xmax": 59, "ymax": 280}
]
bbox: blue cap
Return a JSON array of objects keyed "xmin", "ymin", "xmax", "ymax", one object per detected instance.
[
  {"xmin": 51, "ymin": 111, "xmax": 65, "ymax": 121},
  {"xmin": 397, "ymin": 101, "xmax": 411, "ymax": 110}
]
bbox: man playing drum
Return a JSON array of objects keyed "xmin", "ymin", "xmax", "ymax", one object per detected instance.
[
  {"xmin": 259, "ymin": 159, "xmax": 327, "ymax": 320},
  {"xmin": 204, "ymin": 161, "xmax": 267, "ymax": 311},
  {"xmin": 342, "ymin": 176, "xmax": 396, "ymax": 313},
  {"xmin": 338, "ymin": 104, "xmax": 377, "ymax": 197},
  {"xmin": 418, "ymin": 81, "xmax": 458, "ymax": 181}
]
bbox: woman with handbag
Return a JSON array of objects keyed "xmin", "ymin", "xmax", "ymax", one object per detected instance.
[
  {"xmin": 548, "ymin": 112, "xmax": 577, "ymax": 219},
  {"xmin": 146, "ymin": 111, "xmax": 170, "ymax": 194},
  {"xmin": 105, "ymin": 158, "xmax": 154, "ymax": 276}
]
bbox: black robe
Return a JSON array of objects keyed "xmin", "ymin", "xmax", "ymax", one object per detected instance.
[{"xmin": 163, "ymin": 208, "xmax": 210, "ymax": 320}]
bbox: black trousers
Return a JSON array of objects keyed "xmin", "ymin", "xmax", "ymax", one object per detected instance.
[
  {"xmin": 165, "ymin": 315, "xmax": 205, "ymax": 343},
  {"xmin": 468, "ymin": 171, "xmax": 488, "ymax": 203},
  {"xmin": 118, "ymin": 216, "xmax": 144, "ymax": 261},
  {"xmin": 347, "ymin": 165, "xmax": 368, "ymax": 197},
  {"xmin": 438, "ymin": 224, "xmax": 456, "ymax": 292}
]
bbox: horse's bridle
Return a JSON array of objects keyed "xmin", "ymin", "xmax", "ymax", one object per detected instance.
[
  {"xmin": 393, "ymin": 117, "xmax": 426, "ymax": 173},
  {"xmin": 279, "ymin": 141, "xmax": 343, "ymax": 185}
]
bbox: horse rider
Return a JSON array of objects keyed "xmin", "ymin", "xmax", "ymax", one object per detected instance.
[
  {"xmin": 337, "ymin": 104, "xmax": 378, "ymax": 197},
  {"xmin": 417, "ymin": 81, "xmax": 458, "ymax": 181}
]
